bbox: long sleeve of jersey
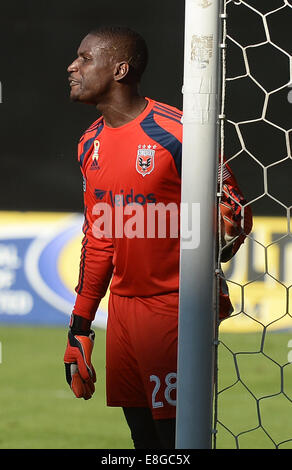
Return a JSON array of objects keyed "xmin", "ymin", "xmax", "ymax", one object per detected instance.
[{"xmin": 72, "ymin": 131, "xmax": 114, "ymax": 322}]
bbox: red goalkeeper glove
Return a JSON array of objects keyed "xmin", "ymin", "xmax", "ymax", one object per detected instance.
[
  {"xmin": 64, "ymin": 314, "xmax": 96, "ymax": 400},
  {"xmin": 220, "ymin": 184, "xmax": 242, "ymax": 243}
]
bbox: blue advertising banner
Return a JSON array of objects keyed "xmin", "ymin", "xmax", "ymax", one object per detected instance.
[{"xmin": 0, "ymin": 212, "xmax": 108, "ymax": 328}]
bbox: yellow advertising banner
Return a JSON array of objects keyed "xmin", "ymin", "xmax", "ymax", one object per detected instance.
[{"xmin": 220, "ymin": 216, "xmax": 292, "ymax": 333}]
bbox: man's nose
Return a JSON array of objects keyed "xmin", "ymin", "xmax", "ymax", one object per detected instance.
[{"xmin": 67, "ymin": 59, "xmax": 78, "ymax": 73}]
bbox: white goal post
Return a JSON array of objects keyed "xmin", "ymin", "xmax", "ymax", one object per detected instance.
[
  {"xmin": 177, "ymin": 0, "xmax": 292, "ymax": 450},
  {"xmin": 176, "ymin": 0, "xmax": 223, "ymax": 449}
]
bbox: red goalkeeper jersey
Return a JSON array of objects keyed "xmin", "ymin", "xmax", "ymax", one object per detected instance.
[{"xmin": 73, "ymin": 97, "xmax": 252, "ymax": 320}]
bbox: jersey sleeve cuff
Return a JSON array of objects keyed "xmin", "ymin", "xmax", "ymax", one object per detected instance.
[{"xmin": 72, "ymin": 294, "xmax": 101, "ymax": 321}]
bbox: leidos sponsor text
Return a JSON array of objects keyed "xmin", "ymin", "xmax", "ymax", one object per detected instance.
[{"xmin": 94, "ymin": 188, "xmax": 156, "ymax": 207}]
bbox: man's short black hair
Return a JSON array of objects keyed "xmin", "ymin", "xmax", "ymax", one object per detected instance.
[{"xmin": 89, "ymin": 25, "xmax": 148, "ymax": 81}]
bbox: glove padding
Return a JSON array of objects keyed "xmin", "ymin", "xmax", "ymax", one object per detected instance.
[
  {"xmin": 220, "ymin": 184, "xmax": 243, "ymax": 243},
  {"xmin": 64, "ymin": 330, "xmax": 96, "ymax": 400}
]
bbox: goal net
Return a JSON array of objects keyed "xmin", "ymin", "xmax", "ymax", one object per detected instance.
[{"xmin": 215, "ymin": 0, "xmax": 292, "ymax": 449}]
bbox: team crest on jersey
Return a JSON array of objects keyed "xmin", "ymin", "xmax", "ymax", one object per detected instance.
[{"xmin": 136, "ymin": 144, "xmax": 156, "ymax": 177}]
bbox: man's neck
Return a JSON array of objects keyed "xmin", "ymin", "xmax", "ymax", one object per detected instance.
[{"xmin": 97, "ymin": 91, "xmax": 147, "ymax": 128}]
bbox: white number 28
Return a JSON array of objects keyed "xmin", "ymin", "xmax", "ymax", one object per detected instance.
[{"xmin": 150, "ymin": 372, "xmax": 177, "ymax": 409}]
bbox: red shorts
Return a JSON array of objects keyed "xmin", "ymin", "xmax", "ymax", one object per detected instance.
[{"xmin": 106, "ymin": 292, "xmax": 178, "ymax": 419}]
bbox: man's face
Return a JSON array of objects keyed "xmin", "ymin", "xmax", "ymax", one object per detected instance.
[{"xmin": 67, "ymin": 34, "xmax": 115, "ymax": 105}]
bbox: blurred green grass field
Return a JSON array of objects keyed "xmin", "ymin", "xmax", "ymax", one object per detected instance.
[
  {"xmin": 0, "ymin": 325, "xmax": 292, "ymax": 449},
  {"xmin": 216, "ymin": 329, "xmax": 292, "ymax": 449},
  {"xmin": 0, "ymin": 325, "xmax": 132, "ymax": 449}
]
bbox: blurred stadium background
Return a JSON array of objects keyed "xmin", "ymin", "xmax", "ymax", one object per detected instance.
[{"xmin": 0, "ymin": 0, "xmax": 291, "ymax": 449}]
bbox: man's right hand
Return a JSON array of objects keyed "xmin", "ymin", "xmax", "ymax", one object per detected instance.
[{"xmin": 64, "ymin": 315, "xmax": 96, "ymax": 400}]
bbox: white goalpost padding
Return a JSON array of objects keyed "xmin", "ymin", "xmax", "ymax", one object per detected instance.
[{"xmin": 176, "ymin": 0, "xmax": 223, "ymax": 449}]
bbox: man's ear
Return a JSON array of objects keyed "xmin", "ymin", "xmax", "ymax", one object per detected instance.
[{"xmin": 114, "ymin": 61, "xmax": 130, "ymax": 81}]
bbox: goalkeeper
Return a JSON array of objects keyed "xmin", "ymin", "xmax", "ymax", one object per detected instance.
[{"xmin": 64, "ymin": 25, "xmax": 252, "ymax": 449}]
